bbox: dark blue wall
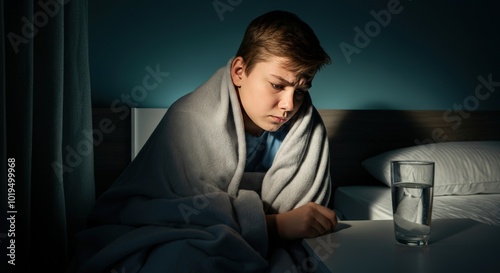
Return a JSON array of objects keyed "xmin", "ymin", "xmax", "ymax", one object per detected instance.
[{"xmin": 89, "ymin": 0, "xmax": 500, "ymax": 110}]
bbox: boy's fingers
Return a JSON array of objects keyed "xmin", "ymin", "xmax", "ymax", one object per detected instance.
[{"xmin": 315, "ymin": 204, "xmax": 337, "ymax": 230}]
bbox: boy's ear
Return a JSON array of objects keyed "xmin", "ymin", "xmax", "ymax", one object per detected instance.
[{"xmin": 231, "ymin": 56, "xmax": 245, "ymax": 87}]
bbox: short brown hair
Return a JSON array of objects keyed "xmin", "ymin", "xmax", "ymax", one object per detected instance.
[{"xmin": 236, "ymin": 10, "xmax": 331, "ymax": 80}]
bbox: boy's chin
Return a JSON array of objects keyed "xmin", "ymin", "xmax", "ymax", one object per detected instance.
[{"xmin": 262, "ymin": 124, "xmax": 283, "ymax": 133}]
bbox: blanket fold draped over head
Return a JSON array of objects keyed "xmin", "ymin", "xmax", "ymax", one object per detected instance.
[{"xmin": 74, "ymin": 58, "xmax": 331, "ymax": 273}]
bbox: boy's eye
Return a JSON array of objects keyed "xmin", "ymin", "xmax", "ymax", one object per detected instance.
[
  {"xmin": 295, "ymin": 89, "xmax": 307, "ymax": 100},
  {"xmin": 271, "ymin": 83, "xmax": 284, "ymax": 90}
]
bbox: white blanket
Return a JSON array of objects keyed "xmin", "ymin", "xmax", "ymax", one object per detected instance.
[{"xmin": 73, "ymin": 58, "xmax": 331, "ymax": 273}]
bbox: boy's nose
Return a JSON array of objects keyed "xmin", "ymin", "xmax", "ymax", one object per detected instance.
[{"xmin": 279, "ymin": 89, "xmax": 294, "ymax": 112}]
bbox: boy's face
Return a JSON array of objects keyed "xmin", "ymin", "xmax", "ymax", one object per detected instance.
[{"xmin": 231, "ymin": 56, "xmax": 312, "ymax": 136}]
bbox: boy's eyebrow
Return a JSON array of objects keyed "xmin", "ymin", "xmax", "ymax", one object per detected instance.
[{"xmin": 270, "ymin": 74, "xmax": 312, "ymax": 89}]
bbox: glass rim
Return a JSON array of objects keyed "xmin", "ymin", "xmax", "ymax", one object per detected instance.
[{"xmin": 390, "ymin": 160, "xmax": 434, "ymax": 165}]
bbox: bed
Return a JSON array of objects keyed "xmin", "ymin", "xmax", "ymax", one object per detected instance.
[
  {"xmin": 92, "ymin": 108, "xmax": 500, "ymax": 226},
  {"xmin": 317, "ymin": 110, "xmax": 500, "ymax": 228},
  {"xmin": 334, "ymin": 185, "xmax": 500, "ymax": 226}
]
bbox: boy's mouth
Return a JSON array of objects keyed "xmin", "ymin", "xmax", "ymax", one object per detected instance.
[{"xmin": 270, "ymin": 115, "xmax": 288, "ymax": 123}]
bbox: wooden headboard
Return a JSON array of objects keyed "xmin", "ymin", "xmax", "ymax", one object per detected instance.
[
  {"xmin": 92, "ymin": 108, "xmax": 500, "ymax": 198},
  {"xmin": 318, "ymin": 110, "xmax": 500, "ymax": 188}
]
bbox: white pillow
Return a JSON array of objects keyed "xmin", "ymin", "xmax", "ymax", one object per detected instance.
[{"xmin": 361, "ymin": 141, "xmax": 500, "ymax": 196}]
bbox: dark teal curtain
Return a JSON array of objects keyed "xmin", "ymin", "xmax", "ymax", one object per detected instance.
[{"xmin": 1, "ymin": 1, "xmax": 95, "ymax": 272}]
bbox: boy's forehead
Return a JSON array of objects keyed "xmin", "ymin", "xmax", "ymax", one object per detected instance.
[{"xmin": 254, "ymin": 57, "xmax": 314, "ymax": 86}]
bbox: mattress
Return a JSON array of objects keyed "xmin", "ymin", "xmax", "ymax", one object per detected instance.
[{"xmin": 333, "ymin": 186, "xmax": 500, "ymax": 227}]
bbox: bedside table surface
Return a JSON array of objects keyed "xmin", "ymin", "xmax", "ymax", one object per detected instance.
[{"xmin": 302, "ymin": 219, "xmax": 500, "ymax": 273}]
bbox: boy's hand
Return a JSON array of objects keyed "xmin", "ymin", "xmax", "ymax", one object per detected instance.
[{"xmin": 269, "ymin": 202, "xmax": 337, "ymax": 240}]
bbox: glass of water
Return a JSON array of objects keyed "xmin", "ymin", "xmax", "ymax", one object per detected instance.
[{"xmin": 391, "ymin": 160, "xmax": 435, "ymax": 246}]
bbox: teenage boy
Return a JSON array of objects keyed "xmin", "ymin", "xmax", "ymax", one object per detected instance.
[{"xmin": 74, "ymin": 10, "xmax": 336, "ymax": 273}]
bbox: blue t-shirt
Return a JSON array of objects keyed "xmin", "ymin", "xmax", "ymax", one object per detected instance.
[{"xmin": 244, "ymin": 124, "xmax": 289, "ymax": 172}]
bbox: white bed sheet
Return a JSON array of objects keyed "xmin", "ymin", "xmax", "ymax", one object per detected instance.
[{"xmin": 334, "ymin": 186, "xmax": 500, "ymax": 227}]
